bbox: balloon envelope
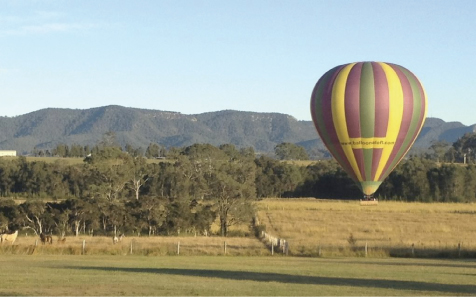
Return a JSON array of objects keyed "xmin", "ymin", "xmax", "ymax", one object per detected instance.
[{"xmin": 310, "ymin": 62, "xmax": 427, "ymax": 196}]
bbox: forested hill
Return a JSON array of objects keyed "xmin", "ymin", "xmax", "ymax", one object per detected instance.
[{"xmin": 0, "ymin": 105, "xmax": 474, "ymax": 154}]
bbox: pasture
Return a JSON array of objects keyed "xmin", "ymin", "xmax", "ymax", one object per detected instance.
[
  {"xmin": 256, "ymin": 199, "xmax": 476, "ymax": 257},
  {"xmin": 1, "ymin": 199, "xmax": 476, "ymax": 295},
  {"xmin": 25, "ymin": 156, "xmax": 85, "ymax": 165},
  {"xmin": 0, "ymin": 255, "xmax": 475, "ymax": 296},
  {"xmin": 24, "ymin": 156, "xmax": 170, "ymax": 165},
  {"xmin": 0, "ymin": 235, "xmax": 268, "ymax": 256},
  {"xmin": 5, "ymin": 198, "xmax": 476, "ymax": 258}
]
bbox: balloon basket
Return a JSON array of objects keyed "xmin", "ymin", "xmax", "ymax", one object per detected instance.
[{"xmin": 360, "ymin": 199, "xmax": 378, "ymax": 206}]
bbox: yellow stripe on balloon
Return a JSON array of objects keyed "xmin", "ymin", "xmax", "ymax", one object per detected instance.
[
  {"xmin": 422, "ymin": 85, "xmax": 428, "ymax": 123},
  {"xmin": 331, "ymin": 63, "xmax": 363, "ymax": 182},
  {"xmin": 374, "ymin": 62, "xmax": 404, "ymax": 181}
]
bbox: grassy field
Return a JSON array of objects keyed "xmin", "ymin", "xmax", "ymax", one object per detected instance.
[
  {"xmin": 2, "ymin": 199, "xmax": 476, "ymax": 295},
  {"xmin": 24, "ymin": 156, "xmax": 86, "ymax": 165},
  {"xmin": 282, "ymin": 160, "xmax": 318, "ymax": 166},
  {"xmin": 0, "ymin": 255, "xmax": 475, "ymax": 296},
  {"xmin": 23, "ymin": 156, "xmax": 171, "ymax": 165},
  {"xmin": 22, "ymin": 156, "xmax": 315, "ymax": 166},
  {"xmin": 2, "ymin": 235, "xmax": 268, "ymax": 256},
  {"xmin": 8, "ymin": 198, "xmax": 476, "ymax": 258},
  {"xmin": 256, "ymin": 199, "xmax": 476, "ymax": 257}
]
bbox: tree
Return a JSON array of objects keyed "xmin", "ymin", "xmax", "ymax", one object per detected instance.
[
  {"xmin": 126, "ymin": 156, "xmax": 151, "ymax": 200},
  {"xmin": 274, "ymin": 142, "xmax": 309, "ymax": 160},
  {"xmin": 273, "ymin": 163, "xmax": 305, "ymax": 197},
  {"xmin": 428, "ymin": 141, "xmax": 451, "ymax": 163},
  {"xmin": 254, "ymin": 156, "xmax": 306, "ymax": 198},
  {"xmin": 145, "ymin": 143, "xmax": 165, "ymax": 159},
  {"xmin": 21, "ymin": 200, "xmax": 47, "ymax": 235},
  {"xmin": 106, "ymin": 201, "xmax": 129, "ymax": 236},
  {"xmin": 125, "ymin": 144, "xmax": 144, "ymax": 157},
  {"xmin": 86, "ymin": 147, "xmax": 131, "ymax": 201},
  {"xmin": 207, "ymin": 157, "xmax": 256, "ymax": 237},
  {"xmin": 254, "ymin": 156, "xmax": 280, "ymax": 198},
  {"xmin": 47, "ymin": 201, "xmax": 70, "ymax": 237},
  {"xmin": 62, "ymin": 165, "xmax": 87, "ymax": 198},
  {"xmin": 69, "ymin": 144, "xmax": 84, "ymax": 157},
  {"xmin": 64, "ymin": 199, "xmax": 88, "ymax": 236},
  {"xmin": 129, "ymin": 196, "xmax": 166, "ymax": 236},
  {"xmin": 0, "ymin": 158, "xmax": 17, "ymax": 197},
  {"xmin": 453, "ymin": 133, "xmax": 476, "ymax": 163},
  {"xmin": 429, "ymin": 164, "xmax": 467, "ymax": 202},
  {"xmin": 0, "ymin": 199, "xmax": 20, "ymax": 232},
  {"xmin": 100, "ymin": 131, "xmax": 120, "ymax": 148},
  {"xmin": 52, "ymin": 143, "xmax": 69, "ymax": 157}
]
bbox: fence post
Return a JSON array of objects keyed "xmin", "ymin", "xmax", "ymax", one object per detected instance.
[
  {"xmin": 271, "ymin": 243, "xmax": 274, "ymax": 255},
  {"xmin": 411, "ymin": 243, "xmax": 415, "ymax": 256},
  {"xmin": 284, "ymin": 241, "xmax": 289, "ymax": 256},
  {"xmin": 82, "ymin": 240, "xmax": 86, "ymax": 255},
  {"xmin": 365, "ymin": 241, "xmax": 368, "ymax": 257},
  {"xmin": 177, "ymin": 241, "xmax": 180, "ymax": 255},
  {"xmin": 318, "ymin": 244, "xmax": 321, "ymax": 257},
  {"xmin": 130, "ymin": 240, "xmax": 133, "ymax": 255},
  {"xmin": 458, "ymin": 242, "xmax": 461, "ymax": 257},
  {"xmin": 224, "ymin": 241, "xmax": 227, "ymax": 255}
]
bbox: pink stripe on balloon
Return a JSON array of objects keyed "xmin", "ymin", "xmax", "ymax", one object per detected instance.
[
  {"xmin": 344, "ymin": 63, "xmax": 366, "ymax": 179},
  {"xmin": 371, "ymin": 62, "xmax": 389, "ymax": 138},
  {"xmin": 321, "ymin": 68, "xmax": 360, "ymax": 181},
  {"xmin": 378, "ymin": 65, "xmax": 414, "ymax": 180},
  {"xmin": 344, "ymin": 63, "xmax": 362, "ymax": 138}
]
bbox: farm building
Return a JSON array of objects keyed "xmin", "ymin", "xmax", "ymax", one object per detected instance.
[{"xmin": 0, "ymin": 150, "xmax": 16, "ymax": 157}]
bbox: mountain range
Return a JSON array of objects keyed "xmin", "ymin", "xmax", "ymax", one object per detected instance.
[{"xmin": 0, "ymin": 105, "xmax": 474, "ymax": 155}]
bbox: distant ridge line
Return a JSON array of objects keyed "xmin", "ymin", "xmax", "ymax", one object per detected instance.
[{"xmin": 0, "ymin": 105, "xmax": 473, "ymax": 155}]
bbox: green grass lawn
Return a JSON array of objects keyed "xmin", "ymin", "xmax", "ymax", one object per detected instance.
[{"xmin": 0, "ymin": 255, "xmax": 475, "ymax": 296}]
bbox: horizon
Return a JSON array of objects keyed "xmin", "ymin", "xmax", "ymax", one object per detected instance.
[{"xmin": 4, "ymin": 104, "xmax": 474, "ymax": 126}]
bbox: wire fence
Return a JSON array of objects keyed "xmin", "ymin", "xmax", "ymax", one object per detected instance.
[
  {"xmin": 1, "ymin": 230, "xmax": 474, "ymax": 258},
  {"xmin": 0, "ymin": 235, "xmax": 271, "ymax": 256}
]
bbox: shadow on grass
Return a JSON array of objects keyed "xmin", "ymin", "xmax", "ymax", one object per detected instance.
[
  {"xmin": 63, "ymin": 266, "xmax": 476, "ymax": 295},
  {"xmin": 322, "ymin": 259, "xmax": 476, "ymax": 269}
]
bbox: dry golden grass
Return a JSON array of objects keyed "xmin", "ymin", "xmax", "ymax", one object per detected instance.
[
  {"xmin": 24, "ymin": 156, "xmax": 173, "ymax": 165},
  {"xmin": 5, "ymin": 198, "xmax": 476, "ymax": 258},
  {"xmin": 25, "ymin": 156, "xmax": 85, "ymax": 165},
  {"xmin": 256, "ymin": 198, "xmax": 476, "ymax": 257},
  {"xmin": 2, "ymin": 235, "xmax": 269, "ymax": 256},
  {"xmin": 209, "ymin": 217, "xmax": 252, "ymax": 236},
  {"xmin": 282, "ymin": 160, "xmax": 318, "ymax": 166}
]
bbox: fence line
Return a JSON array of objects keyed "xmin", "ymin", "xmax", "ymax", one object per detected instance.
[
  {"xmin": 6, "ymin": 238, "xmax": 268, "ymax": 256},
  {"xmin": 260, "ymin": 231, "xmax": 288, "ymax": 255},
  {"xmin": 1, "ymin": 240, "xmax": 473, "ymax": 258},
  {"xmin": 253, "ymin": 217, "xmax": 474, "ymax": 258},
  {"xmin": 1, "ymin": 233, "xmax": 473, "ymax": 258}
]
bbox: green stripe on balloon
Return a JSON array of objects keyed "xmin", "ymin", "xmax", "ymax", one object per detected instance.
[{"xmin": 359, "ymin": 62, "xmax": 376, "ymax": 139}]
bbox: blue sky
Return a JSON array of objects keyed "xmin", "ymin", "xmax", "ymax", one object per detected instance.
[{"xmin": 1, "ymin": 0, "xmax": 475, "ymax": 125}]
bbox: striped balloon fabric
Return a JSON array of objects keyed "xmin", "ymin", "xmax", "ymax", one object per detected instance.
[{"xmin": 310, "ymin": 62, "xmax": 427, "ymax": 196}]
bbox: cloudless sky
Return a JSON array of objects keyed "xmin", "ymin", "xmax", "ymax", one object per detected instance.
[{"xmin": 1, "ymin": 0, "xmax": 475, "ymax": 125}]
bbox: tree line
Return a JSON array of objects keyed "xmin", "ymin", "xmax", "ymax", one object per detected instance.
[{"xmin": 1, "ymin": 133, "xmax": 476, "ymax": 237}]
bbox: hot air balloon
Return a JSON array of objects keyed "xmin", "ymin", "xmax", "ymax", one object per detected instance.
[{"xmin": 310, "ymin": 62, "xmax": 427, "ymax": 199}]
